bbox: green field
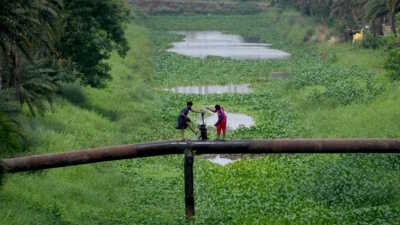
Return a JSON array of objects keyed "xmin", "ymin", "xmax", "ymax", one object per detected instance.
[{"xmin": 1, "ymin": 8, "xmax": 400, "ymax": 224}]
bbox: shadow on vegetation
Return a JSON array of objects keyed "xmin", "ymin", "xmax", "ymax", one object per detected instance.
[
  {"xmin": 37, "ymin": 118, "xmax": 66, "ymax": 133},
  {"xmin": 0, "ymin": 162, "xmax": 4, "ymax": 186},
  {"xmin": 59, "ymin": 82, "xmax": 120, "ymax": 121},
  {"xmin": 244, "ymin": 36, "xmax": 261, "ymax": 43}
]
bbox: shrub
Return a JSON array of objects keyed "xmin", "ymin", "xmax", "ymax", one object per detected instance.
[
  {"xmin": 362, "ymin": 30, "xmax": 379, "ymax": 49},
  {"xmin": 303, "ymin": 85, "xmax": 326, "ymax": 103},
  {"xmin": 325, "ymin": 77, "xmax": 365, "ymax": 105},
  {"xmin": 310, "ymin": 155, "xmax": 396, "ymax": 208},
  {"xmin": 0, "ymin": 112, "xmax": 27, "ymax": 156},
  {"xmin": 236, "ymin": 2, "xmax": 261, "ymax": 15},
  {"xmin": 293, "ymin": 64, "xmax": 384, "ymax": 105},
  {"xmin": 0, "ymin": 162, "xmax": 3, "ymax": 186},
  {"xmin": 58, "ymin": 82, "xmax": 88, "ymax": 107},
  {"xmin": 385, "ymin": 48, "xmax": 400, "ymax": 80}
]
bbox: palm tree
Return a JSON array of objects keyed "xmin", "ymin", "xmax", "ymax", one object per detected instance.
[
  {"xmin": 365, "ymin": 0, "xmax": 400, "ymax": 38},
  {"xmin": 387, "ymin": 0, "xmax": 400, "ymax": 38},
  {"xmin": 0, "ymin": 0, "xmax": 61, "ymax": 154},
  {"xmin": 0, "ymin": 89, "xmax": 26, "ymax": 155},
  {"xmin": 0, "ymin": 0, "xmax": 61, "ymax": 105}
]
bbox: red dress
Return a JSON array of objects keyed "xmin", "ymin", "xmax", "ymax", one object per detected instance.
[{"xmin": 216, "ymin": 108, "xmax": 227, "ymax": 136}]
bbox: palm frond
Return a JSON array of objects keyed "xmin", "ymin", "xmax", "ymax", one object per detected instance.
[
  {"xmin": 19, "ymin": 61, "xmax": 59, "ymax": 115},
  {"xmin": 0, "ymin": 111, "xmax": 27, "ymax": 155}
]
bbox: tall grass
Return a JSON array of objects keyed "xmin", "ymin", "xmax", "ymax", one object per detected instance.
[{"xmin": 0, "ymin": 23, "xmax": 186, "ymax": 225}]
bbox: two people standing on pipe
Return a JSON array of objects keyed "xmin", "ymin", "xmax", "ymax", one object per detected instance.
[{"xmin": 176, "ymin": 101, "xmax": 227, "ymax": 141}]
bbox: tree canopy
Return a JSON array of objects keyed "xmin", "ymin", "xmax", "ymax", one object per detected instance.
[
  {"xmin": 59, "ymin": 0, "xmax": 129, "ymax": 87},
  {"xmin": 273, "ymin": 0, "xmax": 400, "ymax": 37},
  {"xmin": 0, "ymin": 0, "xmax": 130, "ymax": 152}
]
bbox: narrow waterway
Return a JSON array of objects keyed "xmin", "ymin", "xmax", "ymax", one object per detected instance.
[
  {"xmin": 167, "ymin": 84, "xmax": 251, "ymax": 94},
  {"xmin": 168, "ymin": 31, "xmax": 291, "ymax": 60},
  {"xmin": 201, "ymin": 112, "xmax": 255, "ymax": 130},
  {"xmin": 167, "ymin": 31, "xmax": 290, "ymax": 165}
]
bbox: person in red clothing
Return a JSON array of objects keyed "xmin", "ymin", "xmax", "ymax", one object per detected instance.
[{"xmin": 207, "ymin": 104, "xmax": 227, "ymax": 140}]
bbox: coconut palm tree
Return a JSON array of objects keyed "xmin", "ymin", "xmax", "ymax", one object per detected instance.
[
  {"xmin": 0, "ymin": 0, "xmax": 61, "ymax": 153},
  {"xmin": 387, "ymin": 0, "xmax": 400, "ymax": 37},
  {"xmin": 0, "ymin": 0, "xmax": 61, "ymax": 105},
  {"xmin": 364, "ymin": 0, "xmax": 400, "ymax": 38}
]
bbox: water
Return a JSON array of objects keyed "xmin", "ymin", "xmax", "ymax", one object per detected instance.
[
  {"xmin": 167, "ymin": 31, "xmax": 264, "ymax": 166},
  {"xmin": 198, "ymin": 112, "xmax": 255, "ymax": 165},
  {"xmin": 203, "ymin": 154, "xmax": 261, "ymax": 166},
  {"xmin": 167, "ymin": 84, "xmax": 251, "ymax": 94},
  {"xmin": 201, "ymin": 112, "xmax": 255, "ymax": 130},
  {"xmin": 168, "ymin": 31, "xmax": 291, "ymax": 60},
  {"xmin": 204, "ymin": 155, "xmax": 239, "ymax": 166}
]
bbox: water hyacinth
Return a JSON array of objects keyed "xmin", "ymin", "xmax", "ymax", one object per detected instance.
[{"xmin": 1, "ymin": 8, "xmax": 399, "ymax": 225}]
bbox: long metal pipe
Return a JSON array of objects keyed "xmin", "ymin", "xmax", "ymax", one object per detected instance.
[{"xmin": 2, "ymin": 139, "xmax": 400, "ymax": 173}]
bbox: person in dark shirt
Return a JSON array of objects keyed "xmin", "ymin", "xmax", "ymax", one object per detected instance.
[
  {"xmin": 176, "ymin": 101, "xmax": 202, "ymax": 140},
  {"xmin": 207, "ymin": 104, "xmax": 227, "ymax": 140}
]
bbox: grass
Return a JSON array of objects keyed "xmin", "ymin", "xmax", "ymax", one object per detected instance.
[
  {"xmin": 316, "ymin": 42, "xmax": 387, "ymax": 74},
  {"xmin": 0, "ymin": 22, "xmax": 187, "ymax": 224},
  {"xmin": 1, "ymin": 8, "xmax": 400, "ymax": 225}
]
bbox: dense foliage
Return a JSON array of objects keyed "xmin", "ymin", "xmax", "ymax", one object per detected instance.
[
  {"xmin": 1, "ymin": 11, "xmax": 399, "ymax": 224},
  {"xmin": 385, "ymin": 48, "xmax": 400, "ymax": 79},
  {"xmin": 1, "ymin": 2, "xmax": 400, "ymax": 224},
  {"xmin": 273, "ymin": 0, "xmax": 400, "ymax": 39},
  {"xmin": 59, "ymin": 0, "xmax": 130, "ymax": 87},
  {"xmin": 0, "ymin": 0, "xmax": 129, "ymax": 153},
  {"xmin": 385, "ymin": 14, "xmax": 400, "ymax": 79},
  {"xmin": 137, "ymin": 13, "xmax": 399, "ymax": 223}
]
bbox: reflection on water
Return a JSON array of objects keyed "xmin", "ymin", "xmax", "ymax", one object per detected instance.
[
  {"xmin": 205, "ymin": 155, "xmax": 238, "ymax": 166},
  {"xmin": 203, "ymin": 154, "xmax": 261, "ymax": 166},
  {"xmin": 202, "ymin": 112, "xmax": 255, "ymax": 130},
  {"xmin": 168, "ymin": 31, "xmax": 291, "ymax": 60},
  {"xmin": 168, "ymin": 84, "xmax": 251, "ymax": 94}
]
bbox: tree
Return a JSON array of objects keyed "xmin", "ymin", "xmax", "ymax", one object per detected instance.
[
  {"xmin": 387, "ymin": 0, "xmax": 400, "ymax": 38},
  {"xmin": 0, "ymin": 0, "xmax": 131, "ymax": 154},
  {"xmin": 0, "ymin": 90, "xmax": 26, "ymax": 155},
  {"xmin": 0, "ymin": 0, "xmax": 62, "ymax": 153},
  {"xmin": 0, "ymin": 0, "xmax": 62, "ymax": 104},
  {"xmin": 364, "ymin": 0, "xmax": 400, "ymax": 38},
  {"xmin": 58, "ymin": 0, "xmax": 130, "ymax": 87}
]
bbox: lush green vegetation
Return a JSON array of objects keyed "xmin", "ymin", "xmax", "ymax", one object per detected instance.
[
  {"xmin": 0, "ymin": 0, "xmax": 130, "ymax": 153},
  {"xmin": 272, "ymin": 0, "xmax": 400, "ymax": 39},
  {"xmin": 0, "ymin": 23, "xmax": 186, "ymax": 225},
  {"xmin": 59, "ymin": 0, "xmax": 130, "ymax": 87},
  {"xmin": 1, "ymin": 5, "xmax": 400, "ymax": 225},
  {"xmin": 131, "ymin": 0, "xmax": 272, "ymax": 15}
]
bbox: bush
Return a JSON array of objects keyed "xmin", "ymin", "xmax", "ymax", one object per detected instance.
[
  {"xmin": 385, "ymin": 48, "xmax": 400, "ymax": 80},
  {"xmin": 58, "ymin": 82, "xmax": 88, "ymax": 107},
  {"xmin": 310, "ymin": 155, "xmax": 397, "ymax": 208},
  {"xmin": 362, "ymin": 30, "xmax": 379, "ymax": 49},
  {"xmin": 236, "ymin": 2, "xmax": 261, "ymax": 15},
  {"xmin": 303, "ymin": 85, "xmax": 326, "ymax": 103},
  {"xmin": 325, "ymin": 77, "xmax": 364, "ymax": 105},
  {"xmin": 0, "ymin": 112, "xmax": 28, "ymax": 156},
  {"xmin": 294, "ymin": 65, "xmax": 384, "ymax": 105},
  {"xmin": 0, "ymin": 161, "xmax": 4, "ymax": 184}
]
